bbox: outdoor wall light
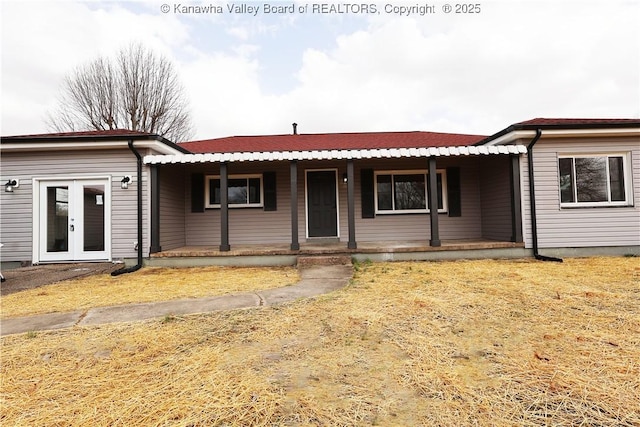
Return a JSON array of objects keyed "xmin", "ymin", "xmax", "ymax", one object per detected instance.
[
  {"xmin": 121, "ymin": 176, "xmax": 131, "ymax": 189},
  {"xmin": 342, "ymin": 173, "xmax": 348, "ymax": 183},
  {"xmin": 4, "ymin": 179, "xmax": 18, "ymax": 193}
]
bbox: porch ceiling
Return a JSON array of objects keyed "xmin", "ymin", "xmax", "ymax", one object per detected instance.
[{"xmin": 143, "ymin": 145, "xmax": 527, "ymax": 164}]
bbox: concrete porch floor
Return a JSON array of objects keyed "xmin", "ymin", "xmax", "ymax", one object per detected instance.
[{"xmin": 148, "ymin": 239, "xmax": 528, "ymax": 266}]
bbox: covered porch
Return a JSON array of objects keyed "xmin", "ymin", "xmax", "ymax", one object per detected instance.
[{"xmin": 144, "ymin": 143, "xmax": 529, "ymax": 266}]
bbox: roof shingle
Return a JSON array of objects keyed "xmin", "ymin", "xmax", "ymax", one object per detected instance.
[
  {"xmin": 476, "ymin": 118, "xmax": 640, "ymax": 145},
  {"xmin": 515, "ymin": 118, "xmax": 640, "ymax": 126},
  {"xmin": 179, "ymin": 131, "xmax": 487, "ymax": 154},
  {"xmin": 2, "ymin": 129, "xmax": 153, "ymax": 140}
]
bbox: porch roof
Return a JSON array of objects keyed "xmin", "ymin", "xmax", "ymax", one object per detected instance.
[{"xmin": 143, "ymin": 144, "xmax": 527, "ymax": 164}]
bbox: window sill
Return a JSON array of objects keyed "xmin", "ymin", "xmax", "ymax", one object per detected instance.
[
  {"xmin": 206, "ymin": 204, "xmax": 264, "ymax": 209},
  {"xmin": 560, "ymin": 203, "xmax": 633, "ymax": 209},
  {"xmin": 375, "ymin": 210, "xmax": 448, "ymax": 215}
]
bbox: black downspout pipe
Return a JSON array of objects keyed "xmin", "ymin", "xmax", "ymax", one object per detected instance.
[
  {"xmin": 112, "ymin": 140, "xmax": 144, "ymax": 275},
  {"xmin": 527, "ymin": 129, "xmax": 563, "ymax": 262}
]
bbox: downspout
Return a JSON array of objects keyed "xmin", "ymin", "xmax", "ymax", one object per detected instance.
[
  {"xmin": 527, "ymin": 129, "xmax": 563, "ymax": 262},
  {"xmin": 112, "ymin": 140, "xmax": 144, "ymax": 275}
]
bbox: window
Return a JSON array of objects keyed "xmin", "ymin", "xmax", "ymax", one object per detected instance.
[
  {"xmin": 375, "ymin": 170, "xmax": 447, "ymax": 213},
  {"xmin": 205, "ymin": 175, "xmax": 263, "ymax": 208},
  {"xmin": 558, "ymin": 154, "xmax": 630, "ymax": 207}
]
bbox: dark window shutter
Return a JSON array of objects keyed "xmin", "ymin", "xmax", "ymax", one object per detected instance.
[
  {"xmin": 191, "ymin": 173, "xmax": 205, "ymax": 212},
  {"xmin": 447, "ymin": 167, "xmax": 461, "ymax": 217},
  {"xmin": 361, "ymin": 168, "xmax": 375, "ymax": 218},
  {"xmin": 263, "ymin": 171, "xmax": 277, "ymax": 211}
]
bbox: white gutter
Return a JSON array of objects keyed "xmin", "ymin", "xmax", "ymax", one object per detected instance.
[
  {"xmin": 484, "ymin": 127, "xmax": 640, "ymax": 146},
  {"xmin": 144, "ymin": 144, "xmax": 528, "ymax": 165}
]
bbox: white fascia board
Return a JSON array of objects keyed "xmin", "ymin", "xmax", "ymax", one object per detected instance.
[
  {"xmin": 537, "ymin": 128, "xmax": 640, "ymax": 138},
  {"xmin": 484, "ymin": 127, "xmax": 640, "ymax": 146},
  {"xmin": 0, "ymin": 139, "xmax": 185, "ymax": 155},
  {"xmin": 135, "ymin": 140, "xmax": 186, "ymax": 155},
  {"xmin": 143, "ymin": 145, "xmax": 527, "ymax": 165},
  {"xmin": 483, "ymin": 130, "xmax": 536, "ymax": 146},
  {"xmin": 1, "ymin": 140, "xmax": 127, "ymax": 151}
]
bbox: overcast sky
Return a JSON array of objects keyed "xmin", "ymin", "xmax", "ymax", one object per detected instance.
[{"xmin": 1, "ymin": 0, "xmax": 638, "ymax": 141}]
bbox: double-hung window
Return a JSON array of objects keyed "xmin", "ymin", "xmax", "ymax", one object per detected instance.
[
  {"xmin": 375, "ymin": 170, "xmax": 447, "ymax": 213},
  {"xmin": 558, "ymin": 154, "xmax": 630, "ymax": 207},
  {"xmin": 205, "ymin": 174, "xmax": 263, "ymax": 208}
]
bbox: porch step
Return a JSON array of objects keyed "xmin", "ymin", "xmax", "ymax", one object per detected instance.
[{"xmin": 297, "ymin": 255, "xmax": 352, "ymax": 268}]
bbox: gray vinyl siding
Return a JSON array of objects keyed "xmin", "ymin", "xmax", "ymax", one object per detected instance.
[
  {"xmin": 183, "ymin": 162, "xmax": 295, "ymax": 246},
  {"xmin": 353, "ymin": 157, "xmax": 483, "ymax": 242},
  {"xmin": 520, "ymin": 136, "xmax": 640, "ymax": 249},
  {"xmin": 180, "ymin": 157, "xmax": 510, "ymax": 246},
  {"xmin": 479, "ymin": 155, "xmax": 513, "ymax": 241},
  {"xmin": 0, "ymin": 149, "xmax": 149, "ymax": 263},
  {"xmin": 159, "ymin": 166, "xmax": 186, "ymax": 250},
  {"xmin": 1, "ymin": 152, "xmax": 34, "ymax": 260}
]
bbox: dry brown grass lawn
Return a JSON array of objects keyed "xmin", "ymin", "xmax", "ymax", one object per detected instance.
[
  {"xmin": 0, "ymin": 266, "xmax": 299, "ymax": 318},
  {"xmin": 1, "ymin": 257, "xmax": 639, "ymax": 426}
]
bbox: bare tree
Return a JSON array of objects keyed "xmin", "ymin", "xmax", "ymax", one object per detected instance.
[{"xmin": 47, "ymin": 43, "xmax": 193, "ymax": 143}]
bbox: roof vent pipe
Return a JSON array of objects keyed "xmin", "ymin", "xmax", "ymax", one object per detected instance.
[{"xmin": 292, "ymin": 123, "xmax": 298, "ymax": 135}]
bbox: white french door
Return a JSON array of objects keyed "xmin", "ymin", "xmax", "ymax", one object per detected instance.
[{"xmin": 38, "ymin": 179, "xmax": 111, "ymax": 262}]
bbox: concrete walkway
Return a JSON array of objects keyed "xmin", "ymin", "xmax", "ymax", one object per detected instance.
[{"xmin": 0, "ymin": 264, "xmax": 353, "ymax": 336}]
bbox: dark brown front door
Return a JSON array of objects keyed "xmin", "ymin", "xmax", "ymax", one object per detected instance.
[{"xmin": 307, "ymin": 171, "xmax": 338, "ymax": 237}]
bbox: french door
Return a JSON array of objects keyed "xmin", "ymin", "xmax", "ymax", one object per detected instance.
[{"xmin": 38, "ymin": 179, "xmax": 111, "ymax": 262}]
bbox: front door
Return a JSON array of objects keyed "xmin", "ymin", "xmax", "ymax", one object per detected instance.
[
  {"xmin": 307, "ymin": 171, "xmax": 338, "ymax": 237},
  {"xmin": 38, "ymin": 179, "xmax": 110, "ymax": 262}
]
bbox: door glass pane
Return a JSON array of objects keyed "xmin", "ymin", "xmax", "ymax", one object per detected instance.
[
  {"xmin": 437, "ymin": 173, "xmax": 443, "ymax": 210},
  {"xmin": 83, "ymin": 185, "xmax": 105, "ymax": 251},
  {"xmin": 46, "ymin": 187, "xmax": 68, "ymax": 252}
]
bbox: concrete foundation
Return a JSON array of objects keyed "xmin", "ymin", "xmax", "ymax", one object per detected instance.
[
  {"xmin": 536, "ymin": 245, "xmax": 640, "ymax": 258},
  {"xmin": 352, "ymin": 247, "xmax": 533, "ymax": 263},
  {"xmin": 4, "ymin": 243, "xmax": 637, "ymax": 271},
  {"xmin": 143, "ymin": 255, "xmax": 298, "ymax": 268}
]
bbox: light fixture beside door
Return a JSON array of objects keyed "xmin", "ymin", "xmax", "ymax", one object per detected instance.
[
  {"xmin": 4, "ymin": 179, "xmax": 19, "ymax": 193},
  {"xmin": 121, "ymin": 176, "xmax": 131, "ymax": 189}
]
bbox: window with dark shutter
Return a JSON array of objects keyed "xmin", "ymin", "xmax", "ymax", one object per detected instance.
[
  {"xmin": 263, "ymin": 171, "xmax": 277, "ymax": 211},
  {"xmin": 191, "ymin": 173, "xmax": 205, "ymax": 212},
  {"xmin": 361, "ymin": 168, "xmax": 375, "ymax": 218},
  {"xmin": 372, "ymin": 170, "xmax": 447, "ymax": 214},
  {"xmin": 446, "ymin": 167, "xmax": 461, "ymax": 217},
  {"xmin": 203, "ymin": 174, "xmax": 266, "ymax": 208}
]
